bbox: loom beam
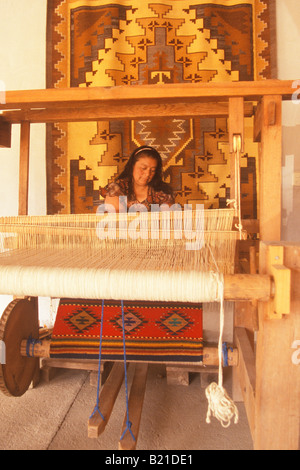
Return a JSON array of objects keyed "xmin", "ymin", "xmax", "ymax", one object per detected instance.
[
  {"xmin": 19, "ymin": 338, "xmax": 239, "ymax": 367},
  {"xmin": 0, "ymin": 270, "xmax": 274, "ymax": 303},
  {"xmin": 224, "ymin": 274, "xmax": 273, "ymax": 302}
]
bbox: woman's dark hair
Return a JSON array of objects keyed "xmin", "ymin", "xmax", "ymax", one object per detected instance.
[{"xmin": 117, "ymin": 146, "xmax": 173, "ymax": 197}]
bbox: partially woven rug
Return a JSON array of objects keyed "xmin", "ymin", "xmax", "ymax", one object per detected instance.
[{"xmin": 50, "ymin": 299, "xmax": 203, "ymax": 362}]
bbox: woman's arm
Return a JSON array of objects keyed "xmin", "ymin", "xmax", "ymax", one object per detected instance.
[{"xmin": 104, "ymin": 195, "xmax": 121, "ymax": 212}]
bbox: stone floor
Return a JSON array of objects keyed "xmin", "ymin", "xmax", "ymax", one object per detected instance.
[{"xmin": 0, "ymin": 363, "xmax": 253, "ymax": 451}]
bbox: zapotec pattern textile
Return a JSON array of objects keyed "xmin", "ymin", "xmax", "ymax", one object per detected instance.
[
  {"xmin": 46, "ymin": 0, "xmax": 276, "ymax": 216},
  {"xmin": 50, "ymin": 299, "xmax": 203, "ymax": 362}
]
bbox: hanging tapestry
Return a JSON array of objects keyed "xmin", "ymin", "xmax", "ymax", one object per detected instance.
[
  {"xmin": 50, "ymin": 299, "xmax": 203, "ymax": 362},
  {"xmin": 46, "ymin": 0, "xmax": 276, "ymax": 216}
]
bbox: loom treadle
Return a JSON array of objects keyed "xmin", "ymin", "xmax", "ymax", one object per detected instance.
[
  {"xmin": 118, "ymin": 363, "xmax": 148, "ymax": 451},
  {"xmin": 88, "ymin": 362, "xmax": 125, "ymax": 439}
]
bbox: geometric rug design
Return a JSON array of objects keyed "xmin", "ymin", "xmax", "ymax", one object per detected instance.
[
  {"xmin": 50, "ymin": 299, "xmax": 203, "ymax": 362},
  {"xmin": 46, "ymin": 0, "xmax": 277, "ymax": 216},
  {"xmin": 109, "ymin": 308, "xmax": 148, "ymax": 335},
  {"xmin": 156, "ymin": 311, "xmax": 195, "ymax": 337},
  {"xmin": 63, "ymin": 307, "xmax": 99, "ymax": 334}
]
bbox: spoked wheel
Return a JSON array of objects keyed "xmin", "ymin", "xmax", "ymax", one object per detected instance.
[{"xmin": 0, "ymin": 297, "xmax": 39, "ymax": 397}]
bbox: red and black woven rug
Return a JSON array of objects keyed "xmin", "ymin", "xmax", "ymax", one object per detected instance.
[{"xmin": 50, "ymin": 299, "xmax": 203, "ymax": 363}]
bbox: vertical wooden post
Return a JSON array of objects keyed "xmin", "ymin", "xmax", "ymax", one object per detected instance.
[
  {"xmin": 252, "ymin": 95, "xmax": 299, "ymax": 449},
  {"xmin": 19, "ymin": 121, "xmax": 30, "ymax": 215},
  {"xmin": 254, "ymin": 243, "xmax": 300, "ymax": 450},
  {"xmin": 0, "ymin": 118, "xmax": 11, "ymax": 148},
  {"xmin": 258, "ymin": 95, "xmax": 282, "ymax": 241},
  {"xmin": 228, "ymin": 97, "xmax": 250, "ymax": 403}
]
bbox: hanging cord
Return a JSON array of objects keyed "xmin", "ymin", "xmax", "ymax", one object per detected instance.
[
  {"xmin": 233, "ymin": 135, "xmax": 243, "ymax": 239},
  {"xmin": 205, "ymin": 245, "xmax": 239, "ymax": 428},
  {"xmin": 89, "ymin": 299, "xmax": 105, "ymax": 421},
  {"xmin": 227, "ymin": 134, "xmax": 244, "ymax": 241},
  {"xmin": 120, "ymin": 300, "xmax": 135, "ymax": 442}
]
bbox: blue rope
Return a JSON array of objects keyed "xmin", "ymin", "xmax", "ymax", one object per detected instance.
[
  {"xmin": 89, "ymin": 299, "xmax": 105, "ymax": 421},
  {"xmin": 222, "ymin": 342, "xmax": 228, "ymax": 367},
  {"xmin": 25, "ymin": 336, "xmax": 42, "ymax": 358},
  {"xmin": 120, "ymin": 300, "xmax": 135, "ymax": 442}
]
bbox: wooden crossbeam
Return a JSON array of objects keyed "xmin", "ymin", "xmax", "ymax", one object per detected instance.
[
  {"xmin": 0, "ymin": 81, "xmax": 295, "ymax": 113},
  {"xmin": 20, "ymin": 340, "xmax": 239, "ymax": 367},
  {"xmin": 1, "ymin": 102, "xmax": 254, "ymax": 124}
]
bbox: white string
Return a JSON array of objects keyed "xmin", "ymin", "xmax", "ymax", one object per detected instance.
[{"xmin": 205, "ymin": 246, "xmax": 239, "ymax": 428}]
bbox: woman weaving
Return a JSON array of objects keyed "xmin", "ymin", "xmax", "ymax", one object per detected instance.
[{"xmin": 101, "ymin": 146, "xmax": 174, "ymax": 212}]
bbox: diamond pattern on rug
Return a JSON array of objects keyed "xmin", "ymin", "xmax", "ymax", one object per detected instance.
[
  {"xmin": 157, "ymin": 311, "xmax": 193, "ymax": 336},
  {"xmin": 109, "ymin": 308, "xmax": 148, "ymax": 335},
  {"xmin": 64, "ymin": 308, "xmax": 100, "ymax": 334}
]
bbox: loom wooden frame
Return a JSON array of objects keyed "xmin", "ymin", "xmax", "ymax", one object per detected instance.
[{"xmin": 0, "ymin": 80, "xmax": 299, "ymax": 450}]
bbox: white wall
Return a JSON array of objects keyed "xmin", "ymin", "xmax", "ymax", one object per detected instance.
[
  {"xmin": 0, "ymin": 0, "xmax": 49, "ymax": 324},
  {"xmin": 276, "ymin": 0, "xmax": 300, "ymax": 240},
  {"xmin": 0, "ymin": 0, "xmax": 47, "ymax": 217},
  {"xmin": 276, "ymin": 0, "xmax": 300, "ymax": 82}
]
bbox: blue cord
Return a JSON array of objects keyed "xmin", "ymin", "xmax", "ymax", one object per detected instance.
[
  {"xmin": 120, "ymin": 300, "xmax": 135, "ymax": 442},
  {"xmin": 25, "ymin": 336, "xmax": 42, "ymax": 358},
  {"xmin": 89, "ymin": 299, "xmax": 105, "ymax": 421},
  {"xmin": 222, "ymin": 342, "xmax": 228, "ymax": 367}
]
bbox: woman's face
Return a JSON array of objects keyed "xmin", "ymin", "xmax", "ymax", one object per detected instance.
[{"xmin": 132, "ymin": 156, "xmax": 157, "ymax": 187}]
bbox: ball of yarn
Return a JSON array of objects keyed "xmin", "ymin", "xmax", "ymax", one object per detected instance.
[{"xmin": 205, "ymin": 382, "xmax": 239, "ymax": 428}]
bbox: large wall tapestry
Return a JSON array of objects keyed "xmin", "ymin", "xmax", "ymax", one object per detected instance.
[{"xmin": 46, "ymin": 0, "xmax": 276, "ymax": 216}]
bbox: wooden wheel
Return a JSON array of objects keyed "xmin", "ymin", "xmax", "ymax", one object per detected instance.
[{"xmin": 0, "ymin": 297, "xmax": 39, "ymax": 397}]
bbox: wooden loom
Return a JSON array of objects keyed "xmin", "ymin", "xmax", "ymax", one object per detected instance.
[{"xmin": 0, "ymin": 80, "xmax": 299, "ymax": 450}]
